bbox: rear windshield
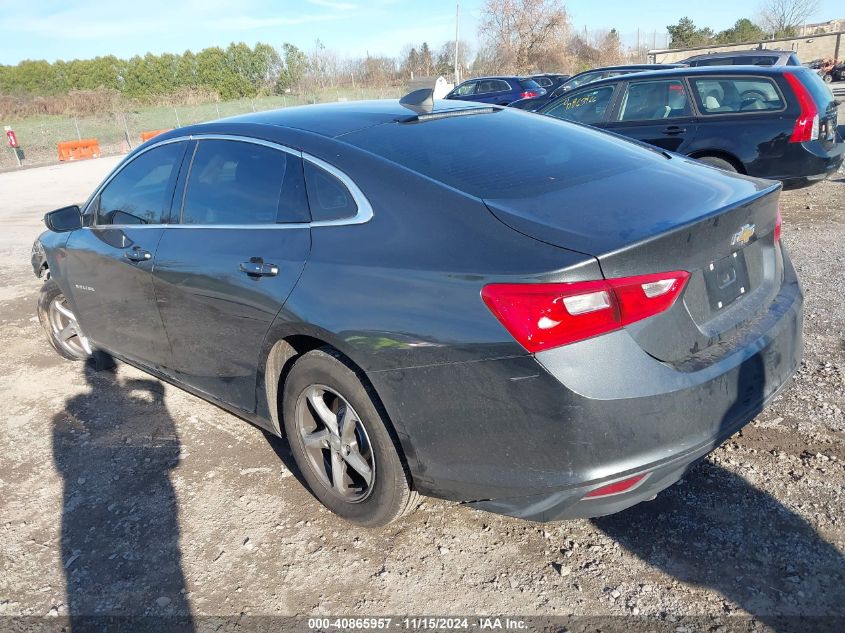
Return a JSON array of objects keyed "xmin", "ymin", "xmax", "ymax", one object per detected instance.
[
  {"xmin": 690, "ymin": 77, "xmax": 785, "ymax": 114},
  {"xmin": 794, "ymin": 68, "xmax": 835, "ymax": 108},
  {"xmin": 519, "ymin": 79, "xmax": 542, "ymax": 91},
  {"xmin": 341, "ymin": 109, "xmax": 656, "ymax": 199}
]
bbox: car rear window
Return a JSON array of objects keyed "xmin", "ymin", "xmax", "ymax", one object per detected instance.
[
  {"xmin": 793, "ymin": 68, "xmax": 835, "ymax": 109},
  {"xmin": 690, "ymin": 77, "xmax": 785, "ymax": 114},
  {"xmin": 519, "ymin": 79, "xmax": 542, "ymax": 91},
  {"xmin": 341, "ymin": 109, "xmax": 656, "ymax": 199}
]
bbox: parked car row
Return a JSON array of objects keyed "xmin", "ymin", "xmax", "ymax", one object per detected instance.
[{"xmin": 447, "ymin": 55, "xmax": 842, "ymax": 187}]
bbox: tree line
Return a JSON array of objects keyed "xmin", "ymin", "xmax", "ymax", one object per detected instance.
[
  {"xmin": 0, "ymin": 0, "xmax": 825, "ymax": 108},
  {"xmin": 0, "ymin": 42, "xmax": 312, "ymax": 100}
]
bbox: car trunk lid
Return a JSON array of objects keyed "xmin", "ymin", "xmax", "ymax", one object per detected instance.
[{"xmin": 484, "ymin": 157, "xmax": 783, "ymax": 364}]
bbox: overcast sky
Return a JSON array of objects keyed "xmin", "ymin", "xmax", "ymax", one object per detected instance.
[{"xmin": 0, "ymin": 0, "xmax": 840, "ymax": 65}]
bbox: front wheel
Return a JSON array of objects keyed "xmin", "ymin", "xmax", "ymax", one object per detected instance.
[
  {"xmin": 282, "ymin": 348, "xmax": 419, "ymax": 527},
  {"xmin": 37, "ymin": 279, "xmax": 92, "ymax": 361}
]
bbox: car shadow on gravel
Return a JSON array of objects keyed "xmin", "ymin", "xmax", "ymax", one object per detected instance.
[
  {"xmin": 594, "ymin": 355, "xmax": 845, "ymax": 630},
  {"xmin": 52, "ymin": 362, "xmax": 194, "ymax": 631}
]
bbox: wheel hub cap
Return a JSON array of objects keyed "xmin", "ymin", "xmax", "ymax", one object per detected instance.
[{"xmin": 296, "ymin": 385, "xmax": 375, "ymax": 503}]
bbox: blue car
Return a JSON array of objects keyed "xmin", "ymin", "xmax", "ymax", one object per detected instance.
[{"xmin": 444, "ymin": 76, "xmax": 545, "ymax": 105}]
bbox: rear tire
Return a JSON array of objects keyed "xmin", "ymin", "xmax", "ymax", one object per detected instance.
[
  {"xmin": 282, "ymin": 348, "xmax": 419, "ymax": 527},
  {"xmin": 696, "ymin": 156, "xmax": 738, "ymax": 172},
  {"xmin": 37, "ymin": 279, "xmax": 92, "ymax": 361}
]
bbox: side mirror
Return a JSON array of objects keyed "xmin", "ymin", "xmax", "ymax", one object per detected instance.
[{"xmin": 44, "ymin": 205, "xmax": 83, "ymax": 232}]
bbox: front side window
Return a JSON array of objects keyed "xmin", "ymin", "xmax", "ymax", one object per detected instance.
[
  {"xmin": 543, "ymin": 85, "xmax": 616, "ymax": 124},
  {"xmin": 617, "ymin": 79, "xmax": 691, "ymax": 121},
  {"xmin": 96, "ymin": 142, "xmax": 185, "ymax": 225},
  {"xmin": 304, "ymin": 161, "xmax": 358, "ymax": 222},
  {"xmin": 691, "ymin": 77, "xmax": 785, "ymax": 114},
  {"xmin": 453, "ymin": 81, "xmax": 476, "ymax": 96},
  {"xmin": 181, "ymin": 140, "xmax": 309, "ymax": 225}
]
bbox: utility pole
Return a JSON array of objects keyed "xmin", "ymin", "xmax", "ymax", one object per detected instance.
[{"xmin": 454, "ymin": 2, "xmax": 460, "ymax": 84}]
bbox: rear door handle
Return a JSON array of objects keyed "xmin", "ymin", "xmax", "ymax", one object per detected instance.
[
  {"xmin": 239, "ymin": 261, "xmax": 279, "ymax": 277},
  {"xmin": 125, "ymin": 248, "xmax": 152, "ymax": 262},
  {"xmin": 663, "ymin": 126, "xmax": 686, "ymax": 135}
]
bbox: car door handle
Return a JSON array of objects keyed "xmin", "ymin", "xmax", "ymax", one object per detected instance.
[
  {"xmin": 663, "ymin": 126, "xmax": 686, "ymax": 135},
  {"xmin": 239, "ymin": 261, "xmax": 279, "ymax": 277},
  {"xmin": 124, "ymin": 248, "xmax": 152, "ymax": 262}
]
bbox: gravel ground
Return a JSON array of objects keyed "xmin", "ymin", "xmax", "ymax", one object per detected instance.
[{"xmin": 0, "ymin": 147, "xmax": 843, "ymax": 631}]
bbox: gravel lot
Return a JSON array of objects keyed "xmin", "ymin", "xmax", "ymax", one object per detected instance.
[{"xmin": 0, "ymin": 147, "xmax": 843, "ymax": 631}]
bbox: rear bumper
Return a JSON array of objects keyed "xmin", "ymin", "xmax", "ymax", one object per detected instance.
[
  {"xmin": 779, "ymin": 139, "xmax": 843, "ymax": 187},
  {"xmin": 368, "ymin": 252, "xmax": 804, "ymax": 521}
]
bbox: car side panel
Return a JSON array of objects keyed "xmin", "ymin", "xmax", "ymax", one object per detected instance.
[
  {"xmin": 153, "ymin": 227, "xmax": 310, "ymax": 411},
  {"xmin": 685, "ymin": 113, "xmax": 794, "ymax": 176}
]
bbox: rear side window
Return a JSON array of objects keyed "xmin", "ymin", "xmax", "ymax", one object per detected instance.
[
  {"xmin": 181, "ymin": 140, "xmax": 309, "ymax": 225},
  {"xmin": 97, "ymin": 142, "xmax": 185, "ymax": 225},
  {"xmin": 476, "ymin": 79, "xmax": 510, "ymax": 93},
  {"xmin": 304, "ymin": 161, "xmax": 357, "ymax": 222},
  {"xmin": 691, "ymin": 77, "xmax": 785, "ymax": 114},
  {"xmin": 544, "ymin": 85, "xmax": 616, "ymax": 124},
  {"xmin": 618, "ymin": 79, "xmax": 691, "ymax": 121}
]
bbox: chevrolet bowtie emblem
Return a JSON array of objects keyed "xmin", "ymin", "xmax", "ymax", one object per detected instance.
[{"xmin": 731, "ymin": 223, "xmax": 755, "ymax": 248}]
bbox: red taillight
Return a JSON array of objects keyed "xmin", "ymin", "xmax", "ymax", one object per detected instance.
[
  {"xmin": 784, "ymin": 73, "xmax": 819, "ymax": 143},
  {"xmin": 520, "ymin": 91, "xmax": 538, "ymax": 99},
  {"xmin": 481, "ymin": 271, "xmax": 689, "ymax": 353},
  {"xmin": 774, "ymin": 208, "xmax": 782, "ymax": 244},
  {"xmin": 583, "ymin": 473, "xmax": 649, "ymax": 499}
]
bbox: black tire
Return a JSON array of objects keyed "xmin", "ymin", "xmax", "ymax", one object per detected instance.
[
  {"xmin": 822, "ymin": 73, "xmax": 833, "ymax": 84},
  {"xmin": 37, "ymin": 279, "xmax": 90, "ymax": 361},
  {"xmin": 696, "ymin": 156, "xmax": 738, "ymax": 172},
  {"xmin": 282, "ymin": 348, "xmax": 419, "ymax": 527}
]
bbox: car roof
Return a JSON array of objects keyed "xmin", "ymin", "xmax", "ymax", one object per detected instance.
[
  {"xmin": 462, "ymin": 76, "xmax": 523, "ymax": 81},
  {"xmin": 564, "ymin": 64, "xmax": 685, "ymax": 80},
  {"xmin": 560, "ymin": 64, "xmax": 805, "ymax": 88},
  {"xmin": 684, "ymin": 50, "xmax": 792, "ymax": 59},
  {"xmin": 187, "ymin": 99, "xmax": 483, "ymax": 138}
]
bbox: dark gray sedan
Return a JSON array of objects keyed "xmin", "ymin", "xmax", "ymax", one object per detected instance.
[{"xmin": 33, "ymin": 97, "xmax": 803, "ymax": 526}]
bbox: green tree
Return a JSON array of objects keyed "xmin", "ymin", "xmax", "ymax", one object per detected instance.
[
  {"xmin": 716, "ymin": 18, "xmax": 765, "ymax": 44},
  {"xmin": 278, "ymin": 43, "xmax": 307, "ymax": 92},
  {"xmin": 667, "ymin": 17, "xmax": 714, "ymax": 48},
  {"xmin": 419, "ymin": 42, "xmax": 434, "ymax": 76}
]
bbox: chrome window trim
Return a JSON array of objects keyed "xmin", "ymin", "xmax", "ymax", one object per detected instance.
[
  {"xmin": 301, "ymin": 152, "xmax": 374, "ymax": 227},
  {"xmin": 85, "ymin": 133, "xmax": 373, "ymax": 231}
]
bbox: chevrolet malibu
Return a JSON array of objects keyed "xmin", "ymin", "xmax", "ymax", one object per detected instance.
[{"xmin": 32, "ymin": 97, "xmax": 803, "ymax": 526}]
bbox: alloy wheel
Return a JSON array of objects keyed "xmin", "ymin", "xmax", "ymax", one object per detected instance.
[
  {"xmin": 295, "ymin": 385, "xmax": 375, "ymax": 502},
  {"xmin": 47, "ymin": 294, "xmax": 92, "ymax": 358}
]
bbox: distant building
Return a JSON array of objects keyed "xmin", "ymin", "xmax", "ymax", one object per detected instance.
[
  {"xmin": 649, "ymin": 29, "xmax": 844, "ymax": 64},
  {"xmin": 800, "ymin": 19, "xmax": 844, "ymax": 36}
]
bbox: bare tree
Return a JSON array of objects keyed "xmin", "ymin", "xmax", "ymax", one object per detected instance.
[
  {"xmin": 759, "ymin": 0, "xmax": 819, "ymax": 37},
  {"xmin": 478, "ymin": 0, "xmax": 571, "ymax": 73}
]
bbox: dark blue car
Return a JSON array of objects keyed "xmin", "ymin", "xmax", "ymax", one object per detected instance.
[{"xmin": 444, "ymin": 76, "xmax": 545, "ymax": 105}]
